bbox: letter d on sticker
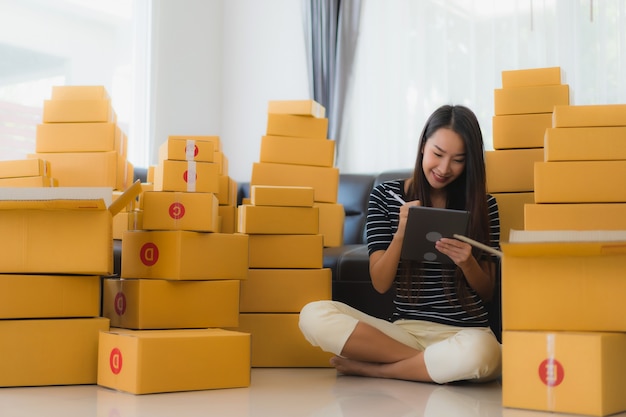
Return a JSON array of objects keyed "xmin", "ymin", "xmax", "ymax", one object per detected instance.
[
  {"xmin": 140, "ymin": 242, "xmax": 159, "ymax": 266},
  {"xmin": 110, "ymin": 348, "xmax": 123, "ymax": 375}
]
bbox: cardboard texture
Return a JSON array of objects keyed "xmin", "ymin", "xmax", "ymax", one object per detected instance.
[
  {"xmin": 158, "ymin": 138, "xmax": 215, "ymax": 162},
  {"xmin": 121, "ymin": 230, "xmax": 249, "ymax": 280},
  {"xmin": 251, "ymin": 162, "xmax": 339, "ymax": 203},
  {"xmin": 267, "ymin": 100, "xmax": 325, "ymax": 117},
  {"xmin": 544, "ymin": 126, "xmax": 626, "ymax": 161},
  {"xmin": 525, "ymin": 203, "xmax": 626, "ymax": 230},
  {"xmin": 29, "ymin": 151, "xmax": 120, "ymax": 188},
  {"xmin": 217, "ymin": 175, "xmax": 238, "ymax": 206},
  {"xmin": 502, "ymin": 331, "xmax": 626, "ymax": 416},
  {"xmin": 0, "ymin": 182, "xmax": 140, "ymax": 274},
  {"xmin": 250, "ymin": 185, "xmax": 315, "ymax": 207},
  {"xmin": 259, "ymin": 135, "xmax": 335, "ymax": 167},
  {"xmin": 494, "ymin": 84, "xmax": 569, "ymax": 115},
  {"xmin": 103, "ymin": 278, "xmax": 240, "ymax": 329},
  {"xmin": 51, "ymin": 85, "xmax": 110, "ymax": 100},
  {"xmin": 0, "ymin": 176, "xmax": 57, "ymax": 187},
  {"xmin": 234, "ymin": 313, "xmax": 333, "ymax": 367},
  {"xmin": 492, "ymin": 113, "xmax": 552, "ymax": 149},
  {"xmin": 552, "ymin": 104, "xmax": 626, "ymax": 128},
  {"xmin": 237, "ymin": 205, "xmax": 319, "ymax": 235},
  {"xmin": 239, "ymin": 269, "xmax": 331, "ymax": 313},
  {"xmin": 490, "ymin": 192, "xmax": 534, "ymax": 242},
  {"xmin": 534, "ymin": 160, "xmax": 626, "ymax": 203},
  {"xmin": 266, "ymin": 113, "xmax": 328, "ymax": 139},
  {"xmin": 97, "ymin": 328, "xmax": 251, "ymax": 394},
  {"xmin": 36, "ymin": 122, "xmax": 124, "ymax": 153},
  {"xmin": 314, "ymin": 202, "xmax": 345, "ymax": 247},
  {"xmin": 153, "ymin": 160, "xmax": 219, "ymax": 193},
  {"xmin": 248, "ymin": 234, "xmax": 323, "ymax": 269},
  {"xmin": 0, "ymin": 274, "xmax": 101, "ymax": 319},
  {"xmin": 0, "ymin": 317, "xmax": 110, "ymax": 387},
  {"xmin": 485, "ymin": 149, "xmax": 544, "ymax": 193},
  {"xmin": 140, "ymin": 191, "xmax": 219, "ymax": 232},
  {"xmin": 42, "ymin": 99, "xmax": 115, "ymax": 123},
  {"xmin": 167, "ymin": 135, "xmax": 222, "ymax": 151},
  {"xmin": 501, "ymin": 239, "xmax": 626, "ymax": 331},
  {"xmin": 0, "ymin": 158, "xmax": 51, "ymax": 179},
  {"xmin": 501, "ymin": 67, "xmax": 562, "ymax": 88}
]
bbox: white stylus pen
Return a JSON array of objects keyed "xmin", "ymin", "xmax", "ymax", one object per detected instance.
[{"xmin": 387, "ymin": 190, "xmax": 406, "ymax": 205}]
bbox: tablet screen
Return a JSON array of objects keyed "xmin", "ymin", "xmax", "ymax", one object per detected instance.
[{"xmin": 400, "ymin": 206, "xmax": 470, "ymax": 264}]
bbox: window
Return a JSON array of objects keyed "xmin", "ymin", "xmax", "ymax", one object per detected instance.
[{"xmin": 0, "ymin": 0, "xmax": 150, "ymax": 168}]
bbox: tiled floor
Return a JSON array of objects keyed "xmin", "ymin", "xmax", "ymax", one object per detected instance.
[{"xmin": 2, "ymin": 368, "xmax": 625, "ymax": 417}]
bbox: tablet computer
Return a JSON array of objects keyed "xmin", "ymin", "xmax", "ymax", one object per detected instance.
[{"xmin": 400, "ymin": 206, "xmax": 470, "ymax": 264}]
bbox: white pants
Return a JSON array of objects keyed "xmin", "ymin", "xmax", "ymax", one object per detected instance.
[{"xmin": 299, "ymin": 300, "xmax": 502, "ymax": 384}]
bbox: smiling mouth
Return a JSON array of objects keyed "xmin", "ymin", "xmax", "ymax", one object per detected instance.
[{"xmin": 432, "ymin": 171, "xmax": 449, "ymax": 183}]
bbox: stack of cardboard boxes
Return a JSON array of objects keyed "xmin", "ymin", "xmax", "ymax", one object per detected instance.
[
  {"xmin": 0, "ymin": 186, "xmax": 121, "ymax": 387},
  {"xmin": 500, "ymin": 102, "xmax": 626, "ymax": 415},
  {"xmin": 32, "ymin": 86, "xmax": 133, "ymax": 191},
  {"xmin": 234, "ymin": 100, "xmax": 339, "ymax": 367},
  {"xmin": 0, "ymin": 158, "xmax": 56, "ymax": 187},
  {"xmin": 489, "ymin": 67, "xmax": 569, "ymax": 242},
  {"xmin": 98, "ymin": 135, "xmax": 250, "ymax": 394}
]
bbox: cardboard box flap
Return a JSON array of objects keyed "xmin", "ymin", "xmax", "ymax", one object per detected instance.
[
  {"xmin": 0, "ymin": 187, "xmax": 111, "ymax": 211},
  {"xmin": 108, "ymin": 180, "xmax": 142, "ymax": 216},
  {"xmin": 503, "ymin": 229, "xmax": 626, "ymax": 257}
]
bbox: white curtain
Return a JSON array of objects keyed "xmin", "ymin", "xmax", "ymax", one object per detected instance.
[{"xmin": 338, "ymin": 0, "xmax": 626, "ymax": 174}]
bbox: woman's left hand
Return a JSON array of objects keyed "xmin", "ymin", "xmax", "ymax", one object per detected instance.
[{"xmin": 435, "ymin": 237, "xmax": 472, "ymax": 266}]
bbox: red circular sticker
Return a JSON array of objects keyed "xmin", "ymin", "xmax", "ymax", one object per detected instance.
[
  {"xmin": 139, "ymin": 242, "xmax": 159, "ymax": 266},
  {"xmin": 110, "ymin": 348, "xmax": 123, "ymax": 375},
  {"xmin": 114, "ymin": 292, "xmax": 126, "ymax": 316},
  {"xmin": 538, "ymin": 358, "xmax": 565, "ymax": 387},
  {"xmin": 182, "ymin": 170, "xmax": 197, "ymax": 183},
  {"xmin": 169, "ymin": 202, "xmax": 185, "ymax": 219}
]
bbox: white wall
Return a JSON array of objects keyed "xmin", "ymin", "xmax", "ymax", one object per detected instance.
[{"xmin": 150, "ymin": 0, "xmax": 309, "ymax": 183}]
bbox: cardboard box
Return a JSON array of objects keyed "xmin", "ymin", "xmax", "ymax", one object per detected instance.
[
  {"xmin": 534, "ymin": 160, "xmax": 626, "ymax": 203},
  {"xmin": 552, "ymin": 104, "xmax": 626, "ymax": 128},
  {"xmin": 259, "ymin": 135, "xmax": 335, "ymax": 167},
  {"xmin": 234, "ymin": 313, "xmax": 333, "ymax": 367},
  {"xmin": 97, "ymin": 328, "xmax": 251, "ymax": 394},
  {"xmin": 218, "ymin": 205, "xmax": 237, "ymax": 233},
  {"xmin": 492, "ymin": 113, "xmax": 552, "ymax": 149},
  {"xmin": 28, "ymin": 151, "xmax": 119, "ymax": 188},
  {"xmin": 121, "ymin": 230, "xmax": 249, "ymax": 280},
  {"xmin": 266, "ymin": 113, "xmax": 328, "ymax": 139},
  {"xmin": 251, "ymin": 162, "xmax": 339, "ymax": 203},
  {"xmin": 486, "ymin": 149, "xmax": 544, "ymax": 193},
  {"xmin": 42, "ymin": 99, "xmax": 115, "ymax": 123},
  {"xmin": 525, "ymin": 203, "xmax": 626, "ymax": 230},
  {"xmin": 250, "ymin": 185, "xmax": 315, "ymax": 207},
  {"xmin": 0, "ymin": 158, "xmax": 50, "ymax": 179},
  {"xmin": 502, "ymin": 233, "xmax": 626, "ymax": 331},
  {"xmin": 502, "ymin": 331, "xmax": 626, "ymax": 416},
  {"xmin": 168, "ymin": 135, "xmax": 222, "ymax": 151},
  {"xmin": 237, "ymin": 205, "xmax": 319, "ymax": 235},
  {"xmin": 214, "ymin": 150, "xmax": 228, "ymax": 175},
  {"xmin": 314, "ymin": 202, "xmax": 345, "ymax": 247},
  {"xmin": 544, "ymin": 126, "xmax": 626, "ymax": 161},
  {"xmin": 0, "ymin": 274, "xmax": 100, "ymax": 319},
  {"xmin": 158, "ymin": 138, "xmax": 215, "ymax": 162},
  {"xmin": 153, "ymin": 160, "xmax": 219, "ymax": 193},
  {"xmin": 248, "ymin": 234, "xmax": 323, "ymax": 268},
  {"xmin": 0, "ymin": 182, "xmax": 141, "ymax": 274},
  {"xmin": 494, "ymin": 84, "xmax": 569, "ymax": 116},
  {"xmin": 217, "ymin": 175, "xmax": 238, "ymax": 206},
  {"xmin": 490, "ymin": 192, "xmax": 534, "ymax": 242},
  {"xmin": 0, "ymin": 317, "xmax": 110, "ymax": 387},
  {"xmin": 0, "ymin": 176, "xmax": 57, "ymax": 187},
  {"xmin": 36, "ymin": 123, "xmax": 124, "ymax": 153},
  {"xmin": 501, "ymin": 67, "xmax": 562, "ymax": 88},
  {"xmin": 102, "ymin": 278, "xmax": 239, "ymax": 329},
  {"xmin": 51, "ymin": 85, "xmax": 109, "ymax": 100},
  {"xmin": 267, "ymin": 99, "xmax": 325, "ymax": 117},
  {"xmin": 140, "ymin": 191, "xmax": 219, "ymax": 232},
  {"xmin": 240, "ymin": 269, "xmax": 331, "ymax": 313}
]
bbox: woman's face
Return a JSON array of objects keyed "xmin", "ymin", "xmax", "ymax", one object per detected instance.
[{"xmin": 421, "ymin": 127, "xmax": 466, "ymax": 190}]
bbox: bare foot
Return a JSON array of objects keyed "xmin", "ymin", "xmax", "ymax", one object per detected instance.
[{"xmin": 330, "ymin": 355, "xmax": 382, "ymax": 378}]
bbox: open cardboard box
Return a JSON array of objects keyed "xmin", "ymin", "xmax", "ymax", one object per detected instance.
[{"xmin": 0, "ymin": 180, "xmax": 142, "ymax": 275}]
